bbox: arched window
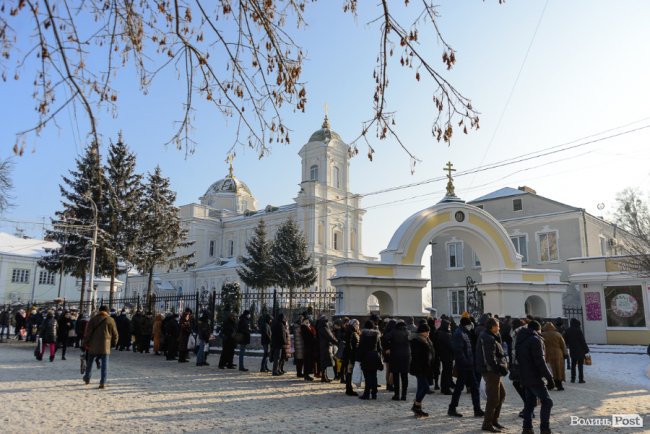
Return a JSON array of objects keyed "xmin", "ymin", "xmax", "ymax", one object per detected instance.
[
  {"xmin": 310, "ymin": 164, "xmax": 318, "ymax": 181},
  {"xmin": 333, "ymin": 166, "xmax": 340, "ymax": 188}
]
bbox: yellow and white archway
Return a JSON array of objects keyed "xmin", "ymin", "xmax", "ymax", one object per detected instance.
[{"xmin": 331, "ymin": 193, "xmax": 565, "ymax": 317}]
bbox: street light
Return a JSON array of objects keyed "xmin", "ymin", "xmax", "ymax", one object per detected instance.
[{"xmin": 84, "ymin": 194, "xmax": 99, "ymax": 312}]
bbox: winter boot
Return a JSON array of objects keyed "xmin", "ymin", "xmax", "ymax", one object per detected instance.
[
  {"xmin": 448, "ymin": 406, "xmax": 463, "ymax": 417},
  {"xmin": 555, "ymin": 379, "xmax": 564, "ymax": 391}
]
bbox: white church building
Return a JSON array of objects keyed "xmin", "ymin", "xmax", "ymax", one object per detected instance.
[{"xmin": 125, "ymin": 116, "xmax": 368, "ymax": 297}]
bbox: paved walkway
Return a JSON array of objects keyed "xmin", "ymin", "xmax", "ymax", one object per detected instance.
[{"xmin": 0, "ymin": 341, "xmax": 648, "ymax": 433}]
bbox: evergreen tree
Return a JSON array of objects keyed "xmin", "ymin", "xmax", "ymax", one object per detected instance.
[
  {"xmin": 270, "ymin": 218, "xmax": 317, "ymax": 311},
  {"xmin": 237, "ymin": 219, "xmax": 274, "ymax": 297},
  {"xmin": 134, "ymin": 166, "xmax": 195, "ymax": 310},
  {"xmin": 220, "ymin": 281, "xmax": 241, "ymax": 319},
  {"xmin": 105, "ymin": 134, "xmax": 143, "ymax": 307},
  {"xmin": 40, "ymin": 142, "xmax": 110, "ymax": 311}
]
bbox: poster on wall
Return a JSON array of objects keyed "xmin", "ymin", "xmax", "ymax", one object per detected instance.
[
  {"xmin": 604, "ymin": 286, "xmax": 646, "ymax": 327},
  {"xmin": 584, "ymin": 292, "xmax": 602, "ymax": 321}
]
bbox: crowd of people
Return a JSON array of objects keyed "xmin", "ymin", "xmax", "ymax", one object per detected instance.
[{"xmin": 2, "ymin": 305, "xmax": 594, "ymax": 434}]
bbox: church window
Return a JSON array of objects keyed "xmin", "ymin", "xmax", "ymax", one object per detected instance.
[
  {"xmin": 537, "ymin": 230, "xmax": 558, "ymax": 262},
  {"xmin": 333, "ymin": 230, "xmax": 342, "ymax": 251},
  {"xmin": 472, "ymin": 251, "xmax": 481, "ymax": 268},
  {"xmin": 513, "ymin": 198, "xmax": 523, "ymax": 211},
  {"xmin": 446, "ymin": 241, "xmax": 464, "ymax": 269},
  {"xmin": 310, "ymin": 165, "xmax": 318, "ymax": 181},
  {"xmin": 333, "ymin": 166, "xmax": 340, "ymax": 188},
  {"xmin": 209, "ymin": 240, "xmax": 215, "ymax": 257},
  {"xmin": 228, "ymin": 240, "xmax": 234, "ymax": 257}
]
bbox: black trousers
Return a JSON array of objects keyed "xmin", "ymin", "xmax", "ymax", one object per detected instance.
[
  {"xmin": 571, "ymin": 357, "xmax": 585, "ymax": 381},
  {"xmin": 219, "ymin": 339, "xmax": 236, "ymax": 367}
]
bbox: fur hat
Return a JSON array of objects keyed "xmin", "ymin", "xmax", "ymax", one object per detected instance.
[
  {"xmin": 460, "ymin": 317, "xmax": 472, "ymax": 327},
  {"xmin": 416, "ymin": 323, "xmax": 430, "ymax": 333}
]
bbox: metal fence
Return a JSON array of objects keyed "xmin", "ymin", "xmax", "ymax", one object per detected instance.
[
  {"xmin": 26, "ymin": 289, "xmax": 341, "ymax": 329},
  {"xmin": 563, "ymin": 305, "xmax": 584, "ymax": 332}
]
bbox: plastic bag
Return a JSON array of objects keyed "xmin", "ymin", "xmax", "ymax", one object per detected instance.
[
  {"xmin": 352, "ymin": 361, "xmax": 364, "ymax": 388},
  {"xmin": 187, "ymin": 334, "xmax": 196, "ymax": 350}
]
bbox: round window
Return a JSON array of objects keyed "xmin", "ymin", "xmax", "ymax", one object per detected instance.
[{"xmin": 454, "ymin": 211, "xmax": 465, "ymax": 222}]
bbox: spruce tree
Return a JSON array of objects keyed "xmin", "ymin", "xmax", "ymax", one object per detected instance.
[
  {"xmin": 40, "ymin": 142, "xmax": 110, "ymax": 311},
  {"xmin": 270, "ymin": 218, "xmax": 317, "ymax": 312},
  {"xmin": 221, "ymin": 281, "xmax": 241, "ymax": 319},
  {"xmin": 134, "ymin": 166, "xmax": 194, "ymax": 310},
  {"xmin": 105, "ymin": 134, "xmax": 143, "ymax": 307},
  {"xmin": 237, "ymin": 219, "xmax": 274, "ymax": 297}
]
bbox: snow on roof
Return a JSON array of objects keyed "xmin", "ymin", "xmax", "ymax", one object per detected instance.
[
  {"xmin": 0, "ymin": 232, "xmax": 59, "ymax": 258},
  {"xmin": 470, "ymin": 187, "xmax": 526, "ymax": 202}
]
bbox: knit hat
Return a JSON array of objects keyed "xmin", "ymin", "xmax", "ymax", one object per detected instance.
[
  {"xmin": 349, "ymin": 319, "xmax": 359, "ymax": 329},
  {"xmin": 416, "ymin": 323, "xmax": 430, "ymax": 333}
]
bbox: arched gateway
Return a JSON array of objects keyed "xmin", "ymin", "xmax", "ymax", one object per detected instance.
[{"xmin": 331, "ymin": 163, "xmax": 565, "ymax": 317}]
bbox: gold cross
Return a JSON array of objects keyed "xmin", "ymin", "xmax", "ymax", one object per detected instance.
[{"xmin": 443, "ymin": 161, "xmax": 456, "ymax": 181}]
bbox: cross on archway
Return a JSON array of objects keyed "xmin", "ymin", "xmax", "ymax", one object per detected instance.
[{"xmin": 443, "ymin": 161, "xmax": 456, "ymax": 197}]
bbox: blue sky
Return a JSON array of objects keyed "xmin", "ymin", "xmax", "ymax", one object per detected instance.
[{"xmin": 1, "ymin": 0, "xmax": 650, "ymax": 261}]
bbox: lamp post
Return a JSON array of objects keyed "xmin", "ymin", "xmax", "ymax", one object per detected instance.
[{"xmin": 85, "ymin": 194, "xmax": 99, "ymax": 312}]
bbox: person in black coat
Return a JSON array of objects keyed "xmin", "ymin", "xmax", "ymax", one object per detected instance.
[
  {"xmin": 316, "ymin": 315, "xmax": 337, "ymax": 382},
  {"xmin": 57, "ymin": 311, "xmax": 73, "ymax": 360},
  {"xmin": 271, "ymin": 313, "xmax": 288, "ymax": 376},
  {"xmin": 115, "ymin": 311, "xmax": 131, "ymax": 351},
  {"xmin": 409, "ymin": 323, "xmax": 434, "ymax": 417},
  {"xmin": 436, "ymin": 319, "xmax": 455, "ymax": 395},
  {"xmin": 562, "ymin": 318, "xmax": 589, "ymax": 383},
  {"xmin": 218, "ymin": 313, "xmax": 237, "ymax": 368},
  {"xmin": 196, "ymin": 311, "xmax": 212, "ymax": 366},
  {"xmin": 516, "ymin": 321, "xmax": 554, "ymax": 434},
  {"xmin": 301, "ymin": 317, "xmax": 317, "ymax": 381},
  {"xmin": 344, "ymin": 319, "xmax": 361, "ymax": 396},
  {"xmin": 39, "ymin": 311, "xmax": 58, "ymax": 362},
  {"xmin": 165, "ymin": 313, "xmax": 180, "ymax": 361},
  {"xmin": 236, "ymin": 310, "xmax": 252, "ymax": 371},
  {"xmin": 259, "ymin": 314, "xmax": 272, "ymax": 372},
  {"xmin": 448, "ymin": 317, "xmax": 483, "ymax": 418},
  {"xmin": 387, "ymin": 320, "xmax": 411, "ymax": 401},
  {"xmin": 357, "ymin": 320, "xmax": 383, "ymax": 400}
]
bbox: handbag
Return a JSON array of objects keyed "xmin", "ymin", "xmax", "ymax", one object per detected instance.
[
  {"xmin": 351, "ymin": 361, "xmax": 364, "ymax": 388},
  {"xmin": 584, "ymin": 353, "xmax": 592, "ymax": 366}
]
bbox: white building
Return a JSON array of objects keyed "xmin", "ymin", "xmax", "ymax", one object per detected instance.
[{"xmin": 126, "ymin": 116, "xmax": 368, "ymax": 297}]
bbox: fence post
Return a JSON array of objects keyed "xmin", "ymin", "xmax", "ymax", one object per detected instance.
[{"xmin": 272, "ymin": 288, "xmax": 278, "ymax": 319}]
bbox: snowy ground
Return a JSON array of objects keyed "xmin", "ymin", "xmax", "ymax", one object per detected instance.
[{"xmin": 0, "ymin": 341, "xmax": 649, "ymax": 433}]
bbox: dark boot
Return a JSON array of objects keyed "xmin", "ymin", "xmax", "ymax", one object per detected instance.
[
  {"xmin": 448, "ymin": 406, "xmax": 463, "ymax": 417},
  {"xmin": 401, "ymin": 383, "xmax": 408, "ymax": 401},
  {"xmin": 345, "ymin": 375, "xmax": 358, "ymax": 396},
  {"xmin": 555, "ymin": 379, "xmax": 564, "ymax": 390}
]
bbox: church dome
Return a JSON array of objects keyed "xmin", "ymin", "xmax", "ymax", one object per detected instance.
[
  {"xmin": 203, "ymin": 175, "xmax": 252, "ymax": 197},
  {"xmin": 308, "ymin": 114, "xmax": 342, "ymax": 143}
]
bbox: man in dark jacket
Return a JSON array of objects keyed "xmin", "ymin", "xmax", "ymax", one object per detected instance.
[
  {"xmin": 516, "ymin": 321, "xmax": 554, "ymax": 434},
  {"xmin": 131, "ymin": 310, "xmax": 145, "ymax": 352},
  {"xmin": 448, "ymin": 317, "xmax": 484, "ymax": 418},
  {"xmin": 476, "ymin": 318, "xmax": 508, "ymax": 433},
  {"xmin": 237, "ymin": 310, "xmax": 252, "ymax": 371}
]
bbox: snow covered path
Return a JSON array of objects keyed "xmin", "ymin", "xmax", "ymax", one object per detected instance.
[{"xmin": 0, "ymin": 341, "xmax": 648, "ymax": 433}]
